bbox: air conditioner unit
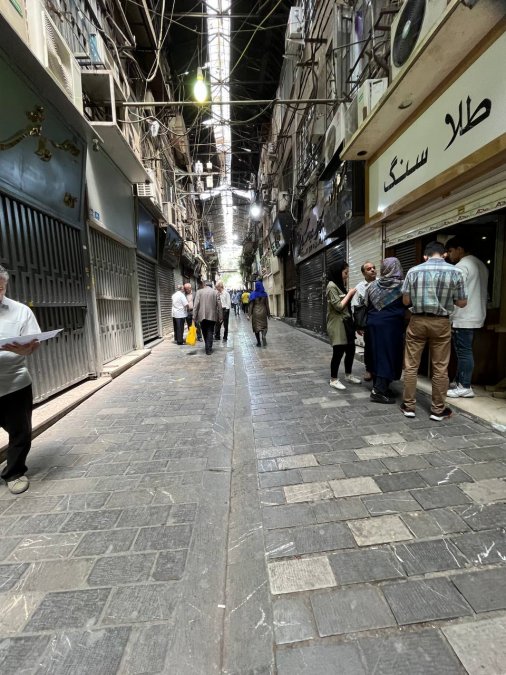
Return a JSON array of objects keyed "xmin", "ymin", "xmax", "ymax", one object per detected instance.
[
  {"xmin": 162, "ymin": 202, "xmax": 177, "ymax": 227},
  {"xmin": 324, "ymin": 105, "xmax": 346, "ymax": 168},
  {"xmin": 136, "ymin": 168, "xmax": 163, "ymax": 209},
  {"xmin": 87, "ymin": 32, "xmax": 129, "ymax": 99},
  {"xmin": 285, "ymin": 6, "xmax": 304, "ymax": 56},
  {"xmin": 357, "ymin": 78, "xmax": 388, "ymax": 125},
  {"xmin": 390, "ymin": 0, "xmax": 448, "ymax": 80},
  {"xmin": 310, "ymin": 106, "xmax": 326, "ymax": 144},
  {"xmin": 278, "ymin": 191, "xmax": 290, "ymax": 212},
  {"xmin": 27, "ymin": 1, "xmax": 83, "ymax": 112}
]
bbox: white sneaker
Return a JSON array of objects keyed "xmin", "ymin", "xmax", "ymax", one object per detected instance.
[
  {"xmin": 344, "ymin": 374, "xmax": 361, "ymax": 384},
  {"xmin": 7, "ymin": 476, "xmax": 30, "ymax": 495},
  {"xmin": 447, "ymin": 384, "xmax": 475, "ymax": 398},
  {"xmin": 329, "ymin": 379, "xmax": 346, "ymax": 390}
]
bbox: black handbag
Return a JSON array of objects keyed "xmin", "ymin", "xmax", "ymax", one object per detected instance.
[{"xmin": 353, "ymin": 304, "xmax": 368, "ymax": 330}]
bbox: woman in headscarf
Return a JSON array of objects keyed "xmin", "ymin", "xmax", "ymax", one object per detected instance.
[
  {"xmin": 364, "ymin": 257, "xmax": 405, "ymax": 404},
  {"xmin": 248, "ymin": 280, "xmax": 270, "ymax": 346},
  {"xmin": 326, "ymin": 261, "xmax": 361, "ymax": 390}
]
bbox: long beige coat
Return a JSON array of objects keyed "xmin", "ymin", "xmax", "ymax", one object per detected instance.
[
  {"xmin": 193, "ymin": 286, "xmax": 223, "ymax": 323},
  {"xmin": 249, "ymin": 296, "xmax": 270, "ymax": 332},
  {"xmin": 326, "ymin": 281, "xmax": 352, "ymax": 346}
]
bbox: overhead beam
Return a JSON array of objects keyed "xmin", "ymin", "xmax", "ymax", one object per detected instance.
[{"xmin": 120, "ymin": 98, "xmax": 343, "ymax": 107}]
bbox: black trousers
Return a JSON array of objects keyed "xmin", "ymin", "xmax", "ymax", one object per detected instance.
[
  {"xmin": 0, "ymin": 385, "xmax": 33, "ymax": 481},
  {"xmin": 331, "ymin": 344, "xmax": 355, "ymax": 379},
  {"xmin": 200, "ymin": 319, "xmax": 216, "ymax": 352},
  {"xmin": 173, "ymin": 317, "xmax": 185, "ymax": 344},
  {"xmin": 363, "ymin": 328, "xmax": 373, "ymax": 373},
  {"xmin": 215, "ymin": 309, "xmax": 230, "ymax": 340},
  {"xmin": 373, "ymin": 375, "xmax": 391, "ymax": 395}
]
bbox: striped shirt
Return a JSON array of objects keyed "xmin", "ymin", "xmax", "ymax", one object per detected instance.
[{"xmin": 402, "ymin": 257, "xmax": 467, "ymax": 316}]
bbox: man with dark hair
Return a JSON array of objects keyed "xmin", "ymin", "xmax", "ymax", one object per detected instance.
[
  {"xmin": 401, "ymin": 241, "xmax": 467, "ymax": 421},
  {"xmin": 0, "ymin": 265, "xmax": 41, "ymax": 494},
  {"xmin": 352, "ymin": 260, "xmax": 376, "ymax": 381},
  {"xmin": 445, "ymin": 236, "xmax": 488, "ymax": 398}
]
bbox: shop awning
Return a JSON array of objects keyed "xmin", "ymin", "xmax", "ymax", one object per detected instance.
[{"xmin": 162, "ymin": 225, "xmax": 183, "ymax": 268}]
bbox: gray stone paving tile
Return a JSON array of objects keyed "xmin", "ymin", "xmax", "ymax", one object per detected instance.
[
  {"xmin": 311, "ymin": 585, "xmax": 396, "ymax": 636},
  {"xmin": 85, "ymin": 462, "xmax": 130, "ymax": 477},
  {"xmin": 259, "ymin": 487, "xmax": 286, "ymax": 506},
  {"xmin": 284, "ymin": 481, "xmax": 333, "ymax": 503},
  {"xmin": 152, "ymin": 549, "xmax": 188, "ymax": 581},
  {"xmin": 258, "ymin": 469, "xmax": 302, "ymax": 488},
  {"xmin": 329, "ymin": 548, "xmax": 405, "ymax": 585},
  {"xmin": 0, "ymin": 537, "xmax": 22, "ymax": 561},
  {"xmin": 60, "ymin": 509, "xmax": 122, "ymax": 532},
  {"xmin": 0, "ymin": 591, "xmax": 45, "ymax": 633},
  {"xmin": 451, "ymin": 567, "xmax": 506, "ymax": 612},
  {"xmin": 451, "ymin": 529, "xmax": 506, "ymax": 565},
  {"xmin": 381, "ymin": 455, "xmax": 431, "ymax": 472},
  {"xmin": 392, "ymin": 440, "xmax": 437, "ymax": 455},
  {"xmin": 273, "ymin": 596, "xmax": 316, "ymax": 645},
  {"xmin": 313, "ymin": 497, "xmax": 368, "ymax": 523},
  {"xmin": 362, "ymin": 491, "xmax": 422, "ymax": 515},
  {"xmin": 13, "ymin": 513, "xmax": 69, "ymax": 535},
  {"xmin": 3, "ymin": 496, "xmax": 63, "ymax": 516},
  {"xmin": 424, "ymin": 450, "xmax": 473, "ymax": 467},
  {"xmin": 25, "ymin": 588, "xmax": 111, "ymax": 631},
  {"xmin": 355, "ymin": 445, "xmax": 399, "ymax": 460},
  {"xmin": 315, "ymin": 449, "xmax": 360, "ymax": 464},
  {"xmin": 88, "ymin": 553, "xmax": 156, "ymax": 586},
  {"xmin": 443, "ymin": 616, "xmax": 506, "ymax": 675},
  {"xmin": 459, "ymin": 461, "xmax": 506, "ymax": 481},
  {"xmin": 0, "ymin": 517, "xmax": 20, "ymax": 536},
  {"xmin": 375, "ymin": 471, "xmax": 428, "ymax": 492},
  {"xmin": 394, "ymin": 538, "xmax": 468, "ymax": 575},
  {"xmin": 276, "ymin": 642, "xmax": 365, "ymax": 675},
  {"xmin": 356, "ymin": 629, "xmax": 466, "ymax": 675},
  {"xmin": 18, "ymin": 558, "xmax": 94, "ymax": 591},
  {"xmin": 349, "ymin": 515, "xmax": 413, "ymax": 546},
  {"xmin": 383, "ymin": 578, "xmax": 472, "ymax": 624},
  {"xmin": 411, "ymin": 485, "xmax": 472, "ymax": 509},
  {"xmin": 72, "ymin": 528, "xmax": 138, "ymax": 557},
  {"xmin": 94, "ymin": 476, "xmax": 140, "ymax": 492},
  {"xmin": 454, "ymin": 502, "xmax": 506, "ymax": 530},
  {"xmin": 299, "ymin": 465, "xmax": 346, "ymax": 482},
  {"xmin": 105, "ymin": 489, "xmax": 155, "ymax": 508},
  {"xmin": 45, "ymin": 478, "xmax": 102, "ymax": 494},
  {"xmin": 115, "ymin": 505, "xmax": 171, "ymax": 528},
  {"xmin": 133, "ymin": 524, "xmax": 193, "ymax": 551},
  {"xmin": 460, "ymin": 478, "xmax": 506, "ymax": 503},
  {"xmin": 329, "ymin": 476, "xmax": 381, "ymax": 498},
  {"xmin": 102, "ymin": 583, "xmax": 178, "ymax": 624},
  {"xmin": 0, "ymin": 635, "xmax": 52, "ymax": 675},
  {"xmin": 463, "ymin": 445, "xmax": 506, "ymax": 462},
  {"xmin": 257, "ymin": 459, "xmax": 278, "ymax": 472},
  {"xmin": 268, "ymin": 556, "xmax": 336, "ymax": 594},
  {"xmin": 8, "ymin": 532, "xmax": 82, "ymax": 562},
  {"xmin": 54, "ymin": 493, "xmax": 111, "ymax": 512},
  {"xmin": 340, "ymin": 459, "xmax": 387, "ymax": 477},
  {"xmin": 417, "ymin": 466, "xmax": 473, "ymax": 487},
  {"xmin": 0, "ymin": 563, "xmax": 29, "ymax": 592},
  {"xmin": 168, "ymin": 503, "xmax": 198, "ymax": 524},
  {"xmin": 363, "ymin": 432, "xmax": 406, "ymax": 445},
  {"xmin": 401, "ymin": 508, "xmax": 469, "ymax": 538},
  {"xmin": 269, "ymin": 521, "xmax": 355, "ymax": 557},
  {"xmin": 120, "ymin": 624, "xmax": 171, "ymax": 674},
  {"xmin": 262, "ymin": 503, "xmax": 316, "ymax": 530},
  {"xmin": 468, "ymin": 433, "xmax": 506, "ymax": 447}
]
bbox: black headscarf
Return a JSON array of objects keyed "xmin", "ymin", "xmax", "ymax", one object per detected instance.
[{"xmin": 327, "ymin": 261, "xmax": 348, "ymax": 293}]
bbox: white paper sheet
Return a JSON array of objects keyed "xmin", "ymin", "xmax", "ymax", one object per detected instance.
[{"xmin": 0, "ymin": 329, "xmax": 63, "ymax": 348}]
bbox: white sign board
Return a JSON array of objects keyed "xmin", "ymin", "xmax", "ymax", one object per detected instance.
[{"xmin": 369, "ymin": 33, "xmax": 506, "ymax": 218}]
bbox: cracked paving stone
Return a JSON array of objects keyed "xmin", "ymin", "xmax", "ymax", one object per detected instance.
[
  {"xmin": 382, "ymin": 578, "xmax": 472, "ymax": 625},
  {"xmin": 268, "ymin": 556, "xmax": 336, "ymax": 594},
  {"xmin": 348, "ymin": 515, "xmax": 413, "ymax": 546},
  {"xmin": 443, "ymin": 616, "xmax": 506, "ymax": 675},
  {"xmin": 400, "ymin": 508, "xmax": 469, "ymax": 538},
  {"xmin": 72, "ymin": 528, "xmax": 138, "ymax": 557},
  {"xmin": 262, "ymin": 503, "xmax": 316, "ymax": 530},
  {"xmin": 0, "ymin": 635, "xmax": 52, "ymax": 675},
  {"xmin": 88, "ymin": 553, "xmax": 156, "ymax": 586},
  {"xmin": 410, "ymin": 485, "xmax": 472, "ymax": 510},
  {"xmin": 273, "ymin": 596, "xmax": 317, "ymax": 645},
  {"xmin": 375, "ymin": 472, "xmax": 428, "ymax": 492},
  {"xmin": 266, "ymin": 521, "xmax": 355, "ymax": 558},
  {"xmin": 417, "ymin": 467, "xmax": 473, "ymax": 487},
  {"xmin": 276, "ymin": 642, "xmax": 365, "ymax": 675},
  {"xmin": 0, "ymin": 563, "xmax": 30, "ymax": 592},
  {"xmin": 451, "ymin": 567, "xmax": 506, "ymax": 612},
  {"xmin": 453, "ymin": 503, "xmax": 506, "ymax": 530},
  {"xmin": 101, "ymin": 584, "xmax": 178, "ymax": 624},
  {"xmin": 362, "ymin": 491, "xmax": 422, "ymax": 515},
  {"xmin": 328, "ymin": 548, "xmax": 405, "ymax": 585},
  {"xmin": 459, "ymin": 461, "xmax": 506, "ymax": 481},
  {"xmin": 313, "ymin": 497, "xmax": 368, "ymax": 523},
  {"xmin": 392, "ymin": 539, "xmax": 468, "ymax": 575},
  {"xmin": 363, "ymin": 433, "xmax": 406, "ymax": 446},
  {"xmin": 283, "ymin": 481, "xmax": 333, "ymax": 503},
  {"xmin": 451, "ymin": 529, "xmax": 506, "ymax": 565},
  {"xmin": 459, "ymin": 478, "xmax": 506, "ymax": 504}
]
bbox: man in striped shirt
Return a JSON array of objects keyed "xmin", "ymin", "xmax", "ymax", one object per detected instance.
[{"xmin": 401, "ymin": 241, "xmax": 467, "ymax": 421}]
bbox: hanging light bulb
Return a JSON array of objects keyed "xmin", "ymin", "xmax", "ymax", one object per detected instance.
[
  {"xmin": 206, "ymin": 175, "xmax": 213, "ymax": 189},
  {"xmin": 194, "ymin": 161, "xmax": 204, "ymax": 175},
  {"xmin": 193, "ymin": 67, "xmax": 208, "ymax": 103},
  {"xmin": 206, "ymin": 160, "xmax": 213, "ymax": 172},
  {"xmin": 250, "ymin": 203, "xmax": 262, "ymax": 219}
]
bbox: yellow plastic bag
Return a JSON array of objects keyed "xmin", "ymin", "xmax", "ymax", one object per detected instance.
[{"xmin": 185, "ymin": 322, "xmax": 197, "ymax": 346}]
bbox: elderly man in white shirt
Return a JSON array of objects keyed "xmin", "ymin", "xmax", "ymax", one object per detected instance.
[
  {"xmin": 214, "ymin": 281, "xmax": 231, "ymax": 342},
  {"xmin": 351, "ymin": 260, "xmax": 377, "ymax": 381},
  {"xmin": 171, "ymin": 285, "xmax": 188, "ymax": 345},
  {"xmin": 0, "ymin": 265, "xmax": 40, "ymax": 494}
]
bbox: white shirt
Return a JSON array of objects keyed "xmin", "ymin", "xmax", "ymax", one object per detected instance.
[
  {"xmin": 171, "ymin": 290, "xmax": 188, "ymax": 318},
  {"xmin": 218, "ymin": 290, "xmax": 231, "ymax": 310},
  {"xmin": 451, "ymin": 255, "xmax": 488, "ymax": 329},
  {"xmin": 351, "ymin": 279, "xmax": 370, "ymax": 307},
  {"xmin": 0, "ymin": 297, "xmax": 41, "ymax": 397}
]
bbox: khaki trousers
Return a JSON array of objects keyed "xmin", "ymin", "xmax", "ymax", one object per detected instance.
[{"xmin": 403, "ymin": 315, "xmax": 451, "ymax": 415}]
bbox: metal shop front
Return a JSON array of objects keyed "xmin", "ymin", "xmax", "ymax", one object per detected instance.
[{"xmin": 137, "ymin": 255, "xmax": 160, "ymax": 344}]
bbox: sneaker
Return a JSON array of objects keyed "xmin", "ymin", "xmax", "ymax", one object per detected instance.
[
  {"xmin": 430, "ymin": 407, "xmax": 453, "ymax": 421},
  {"xmin": 370, "ymin": 391, "xmax": 395, "ymax": 404},
  {"xmin": 344, "ymin": 374, "xmax": 361, "ymax": 384},
  {"xmin": 329, "ymin": 379, "xmax": 346, "ymax": 390},
  {"xmin": 7, "ymin": 476, "xmax": 30, "ymax": 494},
  {"xmin": 400, "ymin": 403, "xmax": 416, "ymax": 418},
  {"xmin": 447, "ymin": 384, "xmax": 475, "ymax": 398}
]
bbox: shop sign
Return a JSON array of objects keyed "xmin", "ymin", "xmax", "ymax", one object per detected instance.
[
  {"xmin": 369, "ymin": 33, "xmax": 506, "ymax": 217},
  {"xmin": 294, "ymin": 200, "xmax": 338, "ymax": 264}
]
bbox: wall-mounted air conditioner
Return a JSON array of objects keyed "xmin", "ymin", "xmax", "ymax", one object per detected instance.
[
  {"xmin": 278, "ymin": 191, "xmax": 290, "ymax": 212},
  {"xmin": 87, "ymin": 32, "xmax": 129, "ymax": 100},
  {"xmin": 357, "ymin": 79, "xmax": 388, "ymax": 125},
  {"xmin": 162, "ymin": 202, "xmax": 177, "ymax": 227},
  {"xmin": 285, "ymin": 6, "xmax": 304, "ymax": 56},
  {"xmin": 27, "ymin": 1, "xmax": 83, "ymax": 112},
  {"xmin": 324, "ymin": 105, "xmax": 346, "ymax": 169},
  {"xmin": 136, "ymin": 168, "xmax": 163, "ymax": 210},
  {"xmin": 310, "ymin": 106, "xmax": 326, "ymax": 144},
  {"xmin": 390, "ymin": 0, "xmax": 448, "ymax": 80}
]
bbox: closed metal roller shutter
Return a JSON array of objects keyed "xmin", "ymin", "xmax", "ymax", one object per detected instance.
[
  {"xmin": 324, "ymin": 241, "xmax": 347, "ymax": 320},
  {"xmin": 137, "ymin": 255, "xmax": 160, "ymax": 342},
  {"xmin": 389, "ymin": 240, "xmax": 419, "ymax": 275},
  {"xmin": 158, "ymin": 265, "xmax": 175, "ymax": 336},
  {"xmin": 348, "ymin": 224, "xmax": 383, "ymax": 289},
  {"xmin": 298, "ymin": 252, "xmax": 325, "ymax": 332},
  {"xmin": 89, "ymin": 228, "xmax": 135, "ymax": 364},
  {"xmin": 0, "ymin": 192, "xmax": 90, "ymax": 402}
]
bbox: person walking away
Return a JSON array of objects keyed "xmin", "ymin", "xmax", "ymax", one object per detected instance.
[
  {"xmin": 445, "ymin": 236, "xmax": 488, "ymax": 398},
  {"xmin": 193, "ymin": 281, "xmax": 223, "ymax": 355},
  {"xmin": 234, "ymin": 290, "xmax": 242, "ymax": 316},
  {"xmin": 241, "ymin": 289, "xmax": 250, "ymax": 314},
  {"xmin": 0, "ymin": 265, "xmax": 41, "ymax": 494},
  {"xmin": 326, "ymin": 261, "xmax": 361, "ymax": 390},
  {"xmin": 352, "ymin": 261, "xmax": 376, "ymax": 381},
  {"xmin": 214, "ymin": 281, "xmax": 231, "ymax": 341},
  {"xmin": 171, "ymin": 285, "xmax": 188, "ymax": 345},
  {"xmin": 401, "ymin": 241, "xmax": 467, "ymax": 421},
  {"xmin": 231, "ymin": 289, "xmax": 239, "ymax": 316},
  {"xmin": 248, "ymin": 280, "xmax": 270, "ymax": 346},
  {"xmin": 364, "ymin": 258, "xmax": 405, "ymax": 404},
  {"xmin": 184, "ymin": 283, "xmax": 202, "ymax": 341}
]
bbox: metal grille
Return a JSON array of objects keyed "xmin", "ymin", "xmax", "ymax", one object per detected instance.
[
  {"xmin": 298, "ymin": 252, "xmax": 325, "ymax": 332},
  {"xmin": 391, "ymin": 241, "xmax": 419, "ymax": 275},
  {"xmin": 89, "ymin": 228, "xmax": 135, "ymax": 363},
  {"xmin": 0, "ymin": 192, "xmax": 90, "ymax": 402},
  {"xmin": 157, "ymin": 265, "xmax": 175, "ymax": 336},
  {"xmin": 137, "ymin": 256, "xmax": 159, "ymax": 343}
]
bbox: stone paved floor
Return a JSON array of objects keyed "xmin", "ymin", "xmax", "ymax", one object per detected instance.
[{"xmin": 1, "ymin": 315, "xmax": 506, "ymax": 674}]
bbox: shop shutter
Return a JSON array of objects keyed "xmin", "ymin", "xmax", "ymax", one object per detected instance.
[
  {"xmin": 137, "ymin": 255, "xmax": 159, "ymax": 343},
  {"xmin": 298, "ymin": 252, "xmax": 325, "ymax": 332},
  {"xmin": 348, "ymin": 224, "xmax": 383, "ymax": 289},
  {"xmin": 389, "ymin": 240, "xmax": 419, "ymax": 275},
  {"xmin": 157, "ymin": 265, "xmax": 175, "ymax": 336},
  {"xmin": 325, "ymin": 241, "xmax": 347, "ymax": 270},
  {"xmin": 89, "ymin": 228, "xmax": 135, "ymax": 364}
]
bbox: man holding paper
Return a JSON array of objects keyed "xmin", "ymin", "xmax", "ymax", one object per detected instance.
[{"xmin": 0, "ymin": 265, "xmax": 40, "ymax": 494}]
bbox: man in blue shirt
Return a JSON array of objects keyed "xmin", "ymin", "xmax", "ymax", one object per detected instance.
[{"xmin": 401, "ymin": 241, "xmax": 467, "ymax": 421}]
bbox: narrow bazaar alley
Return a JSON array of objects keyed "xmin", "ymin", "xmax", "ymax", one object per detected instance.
[{"xmin": 1, "ymin": 316, "xmax": 506, "ymax": 675}]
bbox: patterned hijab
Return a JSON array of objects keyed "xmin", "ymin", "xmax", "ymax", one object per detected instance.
[{"xmin": 366, "ymin": 257, "xmax": 404, "ymax": 311}]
